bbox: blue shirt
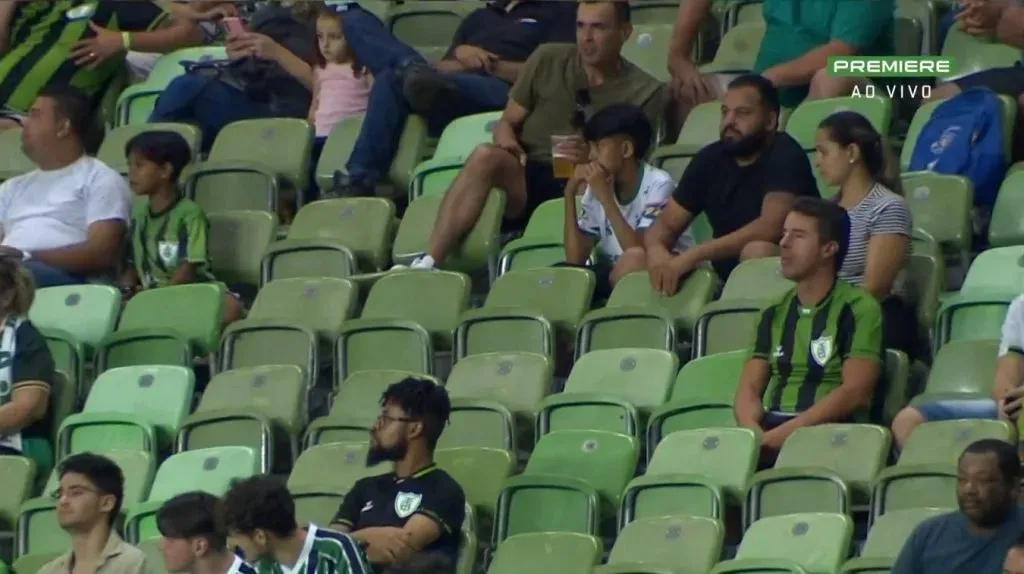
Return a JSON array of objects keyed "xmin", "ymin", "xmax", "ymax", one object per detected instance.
[{"xmin": 890, "ymin": 507, "xmax": 1024, "ymax": 574}]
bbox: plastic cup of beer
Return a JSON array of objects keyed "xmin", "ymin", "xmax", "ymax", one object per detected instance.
[{"xmin": 551, "ymin": 134, "xmax": 579, "ymax": 179}]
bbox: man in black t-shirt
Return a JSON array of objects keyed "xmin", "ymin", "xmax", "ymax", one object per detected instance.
[
  {"xmin": 644, "ymin": 74, "xmax": 819, "ymax": 292},
  {"xmin": 330, "ymin": 377, "xmax": 465, "ymax": 569}
]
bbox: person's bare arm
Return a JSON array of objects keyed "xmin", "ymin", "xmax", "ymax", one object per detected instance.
[
  {"xmin": 30, "ymin": 220, "xmax": 126, "ymax": 274},
  {"xmin": 644, "ymin": 199, "xmax": 695, "ymax": 263},
  {"xmin": 993, "ymin": 354, "xmax": 1024, "ymax": 402},
  {"xmin": 861, "ymin": 234, "xmax": 910, "ymax": 301},
  {"xmin": 308, "ymin": 74, "xmax": 320, "ymax": 126},
  {"xmin": 683, "ymin": 191, "xmax": 793, "ymax": 265},
  {"xmin": 770, "ymin": 357, "xmax": 879, "ymax": 441},
  {"xmin": 997, "ymin": 1, "xmax": 1024, "ymax": 46},
  {"xmin": 564, "ymin": 181, "xmax": 595, "ymax": 265},
  {"xmin": 491, "ymin": 61, "xmax": 525, "ymax": 84},
  {"xmin": 492, "ymin": 98, "xmax": 529, "ymax": 163},
  {"xmin": 0, "ymin": 386, "xmax": 48, "ymax": 435},
  {"xmin": 0, "ymin": 2, "xmax": 19, "ymax": 54},
  {"xmin": 668, "ymin": 0, "xmax": 712, "ymax": 66},
  {"xmin": 761, "ymin": 41, "xmax": 858, "ymax": 87},
  {"xmin": 735, "ymin": 358, "xmax": 770, "ymax": 429}
]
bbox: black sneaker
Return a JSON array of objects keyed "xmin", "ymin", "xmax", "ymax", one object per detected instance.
[
  {"xmin": 321, "ymin": 172, "xmax": 375, "ymax": 199},
  {"xmin": 401, "ymin": 63, "xmax": 460, "ymax": 115}
]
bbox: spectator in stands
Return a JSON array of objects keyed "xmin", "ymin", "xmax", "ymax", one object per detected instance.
[
  {"xmin": 157, "ymin": 492, "xmax": 257, "ymax": 574},
  {"xmin": 563, "ymin": 104, "xmax": 695, "ymax": 300},
  {"xmin": 734, "ymin": 198, "xmax": 882, "ymax": 459},
  {"xmin": 644, "ymin": 75, "xmax": 818, "ymax": 291},
  {"xmin": 396, "ymin": 1, "xmax": 667, "ymax": 271},
  {"xmin": 890, "ymin": 439, "xmax": 1024, "ymax": 574},
  {"xmin": 1007, "ymin": 537, "xmax": 1024, "ymax": 574},
  {"xmin": 150, "ymin": 2, "xmax": 318, "ymax": 150},
  {"xmin": 125, "ymin": 1, "xmax": 239, "ymax": 82},
  {"xmin": 816, "ymin": 111, "xmax": 918, "ymax": 357},
  {"xmin": 381, "ymin": 553, "xmax": 455, "ymax": 574},
  {"xmin": 121, "ymin": 130, "xmax": 244, "ymax": 325},
  {"xmin": 0, "ymin": 87, "xmax": 130, "ymax": 288},
  {"xmin": 39, "ymin": 454, "xmax": 153, "ymax": 574},
  {"xmin": 0, "ymin": 1, "xmax": 203, "ymax": 131},
  {"xmin": 330, "ymin": 378, "xmax": 464, "ymax": 568},
  {"xmin": 328, "ymin": 0, "xmax": 576, "ymax": 197},
  {"xmin": 890, "ymin": 295, "xmax": 1024, "ymax": 451},
  {"xmin": 0, "ymin": 257, "xmax": 54, "ymax": 475},
  {"xmin": 221, "ymin": 475, "xmax": 372, "ymax": 574},
  {"xmin": 667, "ymin": 0, "xmax": 894, "ymax": 115}
]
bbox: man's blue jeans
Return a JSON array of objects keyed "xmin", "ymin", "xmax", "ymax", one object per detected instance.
[
  {"xmin": 149, "ymin": 75, "xmax": 276, "ymax": 151},
  {"xmin": 338, "ymin": 4, "xmax": 511, "ymax": 184},
  {"xmin": 23, "ymin": 260, "xmax": 85, "ymax": 288}
]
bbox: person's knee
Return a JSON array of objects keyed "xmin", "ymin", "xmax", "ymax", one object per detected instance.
[
  {"xmin": 610, "ymin": 247, "xmax": 648, "ymax": 285},
  {"xmin": 891, "ymin": 406, "xmax": 926, "ymax": 445},
  {"xmin": 464, "ymin": 144, "xmax": 510, "ymax": 177},
  {"xmin": 740, "ymin": 240, "xmax": 779, "ymax": 261},
  {"xmin": 808, "ymin": 69, "xmax": 861, "ymax": 100}
]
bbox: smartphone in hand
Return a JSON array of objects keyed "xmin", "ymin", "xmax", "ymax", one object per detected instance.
[{"xmin": 221, "ymin": 16, "xmax": 247, "ymax": 38}]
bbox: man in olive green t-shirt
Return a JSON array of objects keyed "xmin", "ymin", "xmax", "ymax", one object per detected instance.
[
  {"xmin": 667, "ymin": 0, "xmax": 894, "ymax": 112},
  {"xmin": 393, "ymin": 0, "xmax": 668, "ymax": 271}
]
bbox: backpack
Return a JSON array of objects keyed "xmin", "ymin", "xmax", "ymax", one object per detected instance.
[{"xmin": 908, "ymin": 87, "xmax": 1007, "ymax": 207}]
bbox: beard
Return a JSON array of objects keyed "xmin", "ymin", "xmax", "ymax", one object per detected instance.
[
  {"xmin": 366, "ymin": 437, "xmax": 409, "ymax": 467},
  {"xmin": 720, "ymin": 129, "xmax": 769, "ymax": 158}
]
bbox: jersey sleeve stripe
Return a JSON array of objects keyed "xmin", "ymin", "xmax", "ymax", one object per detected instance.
[
  {"xmin": 320, "ymin": 532, "xmax": 370, "ymax": 574},
  {"xmin": 415, "ymin": 509, "xmax": 452, "ymax": 534}
]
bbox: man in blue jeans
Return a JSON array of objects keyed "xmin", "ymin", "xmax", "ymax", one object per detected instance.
[{"xmin": 328, "ymin": 0, "xmax": 577, "ymax": 197}]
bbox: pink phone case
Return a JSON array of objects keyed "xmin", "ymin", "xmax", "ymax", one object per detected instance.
[{"xmin": 222, "ymin": 17, "xmax": 246, "ymax": 36}]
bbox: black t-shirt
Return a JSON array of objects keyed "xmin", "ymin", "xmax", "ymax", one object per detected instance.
[
  {"xmin": 444, "ymin": 0, "xmax": 577, "ymax": 65},
  {"xmin": 332, "ymin": 464, "xmax": 466, "ymax": 563},
  {"xmin": 5, "ymin": 320, "xmax": 55, "ymax": 443},
  {"xmin": 673, "ymin": 132, "xmax": 818, "ymax": 279}
]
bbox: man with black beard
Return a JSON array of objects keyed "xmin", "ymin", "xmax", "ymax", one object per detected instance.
[
  {"xmin": 644, "ymin": 74, "xmax": 818, "ymax": 292},
  {"xmin": 891, "ymin": 439, "xmax": 1024, "ymax": 574},
  {"xmin": 330, "ymin": 377, "xmax": 464, "ymax": 569}
]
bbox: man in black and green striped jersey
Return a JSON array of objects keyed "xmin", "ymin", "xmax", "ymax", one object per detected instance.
[
  {"xmin": 221, "ymin": 476, "xmax": 372, "ymax": 574},
  {"xmin": 0, "ymin": 0, "xmax": 204, "ymax": 130},
  {"xmin": 735, "ymin": 197, "xmax": 884, "ymax": 460}
]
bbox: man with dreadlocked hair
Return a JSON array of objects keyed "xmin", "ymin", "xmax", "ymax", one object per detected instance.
[{"xmin": 330, "ymin": 377, "xmax": 465, "ymax": 570}]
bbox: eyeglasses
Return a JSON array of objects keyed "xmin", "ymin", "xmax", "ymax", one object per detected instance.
[
  {"xmin": 50, "ymin": 485, "xmax": 100, "ymax": 501},
  {"xmin": 571, "ymin": 88, "xmax": 591, "ymax": 129}
]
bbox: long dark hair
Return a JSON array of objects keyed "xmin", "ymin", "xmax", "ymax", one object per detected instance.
[{"xmin": 818, "ymin": 110, "xmax": 902, "ymax": 196}]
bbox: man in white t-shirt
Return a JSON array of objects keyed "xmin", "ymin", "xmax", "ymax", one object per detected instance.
[
  {"xmin": 890, "ymin": 294, "xmax": 1024, "ymax": 451},
  {"xmin": 563, "ymin": 103, "xmax": 695, "ymax": 300},
  {"xmin": 0, "ymin": 86, "xmax": 131, "ymax": 287}
]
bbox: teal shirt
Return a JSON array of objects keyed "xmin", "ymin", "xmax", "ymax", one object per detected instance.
[{"xmin": 752, "ymin": 0, "xmax": 896, "ymax": 108}]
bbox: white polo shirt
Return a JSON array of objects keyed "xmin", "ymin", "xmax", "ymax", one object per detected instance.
[
  {"xmin": 0, "ymin": 155, "xmax": 131, "ymax": 252},
  {"xmin": 999, "ymin": 295, "xmax": 1024, "ymax": 358}
]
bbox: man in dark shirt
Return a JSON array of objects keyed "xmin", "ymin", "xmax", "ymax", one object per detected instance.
[
  {"xmin": 330, "ymin": 377, "xmax": 465, "ymax": 569},
  {"xmin": 891, "ymin": 439, "xmax": 1024, "ymax": 574},
  {"xmin": 331, "ymin": 0, "xmax": 577, "ymax": 197},
  {"xmin": 644, "ymin": 74, "xmax": 819, "ymax": 292}
]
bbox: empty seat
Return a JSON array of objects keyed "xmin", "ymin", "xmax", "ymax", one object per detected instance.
[
  {"xmin": 30, "ymin": 285, "xmax": 120, "ymax": 392},
  {"xmin": 915, "ymin": 339, "xmax": 1000, "ymax": 401},
  {"xmin": 596, "ymin": 516, "xmax": 723, "ymax": 574},
  {"xmin": 286, "ymin": 198, "xmax": 396, "ymax": 271},
  {"xmin": 0, "ymin": 456, "xmax": 34, "ymax": 531},
  {"xmin": 207, "ymin": 210, "xmax": 277, "ymax": 290},
  {"xmin": 445, "ymin": 352, "xmax": 552, "ymax": 441},
  {"xmin": 989, "ymin": 171, "xmax": 1024, "ymax": 248},
  {"xmin": 538, "ymin": 348, "xmax": 677, "ymax": 437},
  {"xmin": 435, "ymin": 446, "xmax": 515, "ymax": 538},
  {"xmin": 935, "ymin": 292, "xmax": 1012, "ymax": 349},
  {"xmin": 710, "ymin": 513, "xmax": 853, "ymax": 574},
  {"xmin": 487, "ymin": 532, "xmax": 601, "ymax": 574},
  {"xmin": 621, "ymin": 24, "xmax": 672, "ymax": 81},
  {"xmin": 901, "ymin": 172, "xmax": 972, "ymax": 261},
  {"xmin": 440, "ymin": 399, "xmax": 518, "ymax": 451},
  {"xmin": 260, "ymin": 238, "xmax": 359, "ymax": 284},
  {"xmin": 701, "ymin": 21, "xmax": 765, "ymax": 72}
]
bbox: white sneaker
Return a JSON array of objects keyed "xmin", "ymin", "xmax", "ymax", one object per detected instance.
[
  {"xmin": 389, "ymin": 263, "xmax": 409, "ymax": 270},
  {"xmin": 409, "ymin": 254, "xmax": 437, "ymax": 270}
]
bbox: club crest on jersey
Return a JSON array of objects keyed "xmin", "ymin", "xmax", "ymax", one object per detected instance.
[
  {"xmin": 810, "ymin": 336, "xmax": 833, "ymax": 367},
  {"xmin": 158, "ymin": 241, "xmax": 179, "ymax": 266},
  {"xmin": 394, "ymin": 492, "xmax": 422, "ymax": 518}
]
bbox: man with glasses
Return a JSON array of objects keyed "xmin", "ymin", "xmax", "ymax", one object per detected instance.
[
  {"xmin": 38, "ymin": 453, "xmax": 155, "ymax": 574},
  {"xmin": 329, "ymin": 377, "xmax": 465, "ymax": 570},
  {"xmin": 394, "ymin": 0, "xmax": 667, "ymax": 271}
]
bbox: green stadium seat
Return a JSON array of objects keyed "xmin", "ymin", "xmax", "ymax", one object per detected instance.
[
  {"xmin": 709, "ymin": 513, "xmax": 853, "ymax": 574},
  {"xmin": 96, "ymin": 284, "xmax": 224, "ymax": 372},
  {"xmin": 935, "ymin": 292, "xmax": 1013, "ymax": 349},
  {"xmin": 720, "ymin": 257, "xmax": 793, "ymax": 300},
  {"xmin": 124, "ymin": 446, "xmax": 260, "ymax": 543},
  {"xmin": 207, "ymin": 210, "xmax": 278, "ymax": 289},
  {"xmin": 900, "ymin": 172, "xmax": 972, "ymax": 261},
  {"xmin": 18, "ymin": 450, "xmax": 154, "ymax": 557},
  {"xmin": 902, "ymin": 95, "xmax": 1018, "ymax": 169},
  {"xmin": 872, "ymin": 419, "xmax": 1013, "ymax": 521},
  {"xmin": 903, "ymin": 251, "xmax": 944, "ymax": 350},
  {"xmin": 962, "ymin": 246, "xmax": 1024, "ymax": 292},
  {"xmin": 840, "ymin": 508, "xmax": 950, "ymax": 574},
  {"xmin": 494, "ymin": 430, "xmax": 638, "ymax": 543},
  {"xmin": 882, "ymin": 349, "xmax": 912, "ymax": 425},
  {"xmin": 456, "ymin": 503, "xmax": 477, "ymax": 574},
  {"xmin": 115, "ymin": 46, "xmax": 227, "ymax": 125},
  {"xmin": 435, "ymin": 446, "xmax": 515, "ymax": 539},
  {"xmin": 260, "ymin": 238, "xmax": 359, "ymax": 284},
  {"xmin": 440, "ymin": 399, "xmax": 517, "ymax": 451},
  {"xmin": 939, "ymin": 27, "xmax": 1024, "ymax": 83},
  {"xmin": 914, "ymin": 339, "xmax": 1000, "ymax": 401},
  {"xmin": 177, "ymin": 365, "xmax": 306, "ymax": 472},
  {"xmin": 455, "ymin": 267, "xmax": 594, "ymax": 360},
  {"xmin": 410, "ymin": 112, "xmax": 503, "ymax": 199},
  {"xmin": 290, "ymin": 442, "xmax": 390, "ymax": 494},
  {"xmin": 247, "ymin": 277, "xmax": 358, "ymax": 360},
  {"xmin": 622, "ymin": 25, "xmax": 672, "ymax": 82},
  {"xmin": 305, "ymin": 371, "xmax": 444, "ymax": 447},
  {"xmin": 785, "ymin": 97, "xmax": 893, "ymax": 150},
  {"xmin": 11, "ymin": 553, "xmax": 60, "ymax": 574},
  {"xmin": 989, "ymin": 171, "xmax": 1024, "ymax": 248},
  {"xmin": 218, "ymin": 318, "xmax": 318, "ymax": 388},
  {"xmin": 0, "ymin": 128, "xmax": 35, "ymax": 181},
  {"xmin": 675, "ymin": 102, "xmax": 724, "ymax": 155},
  {"xmin": 286, "ymin": 198, "xmax": 396, "ymax": 272},
  {"xmin": 631, "ymin": 1, "xmax": 686, "ymax": 26},
  {"xmin": 445, "ymin": 352, "xmax": 553, "ymax": 440},
  {"xmin": 337, "ymin": 270, "xmax": 470, "ymax": 378},
  {"xmin": 745, "ymin": 424, "xmax": 890, "ymax": 526},
  {"xmin": 701, "ymin": 21, "xmax": 765, "ymax": 73},
  {"xmin": 538, "ymin": 348, "xmax": 677, "ymax": 437},
  {"xmin": 56, "ymin": 365, "xmax": 195, "ymax": 457},
  {"xmin": 622, "ymin": 427, "xmax": 758, "ymax": 525},
  {"xmin": 388, "ymin": 1, "xmax": 473, "ymax": 62},
  {"xmin": 497, "ymin": 198, "xmax": 580, "ymax": 273},
  {"xmin": 487, "ymin": 532, "xmax": 602, "ymax": 574},
  {"xmin": 186, "ymin": 118, "xmax": 313, "ymax": 215},
  {"xmin": 647, "ymin": 401, "xmax": 739, "ymax": 459},
  {"xmin": 693, "ymin": 298, "xmax": 774, "ymax": 358},
  {"xmin": 663, "ymin": 349, "xmax": 747, "ymax": 405},
  {"xmin": 392, "ymin": 191, "xmax": 506, "ymax": 275},
  {"xmin": 0, "ymin": 456, "xmax": 34, "ymax": 531},
  {"xmin": 575, "ymin": 269, "xmax": 719, "ymax": 356},
  {"xmin": 313, "ymin": 114, "xmax": 427, "ymax": 195},
  {"xmin": 596, "ymin": 516, "xmax": 723, "ymax": 574},
  {"xmin": 97, "ymin": 123, "xmax": 202, "ymax": 176},
  {"xmin": 894, "ymin": 4, "xmax": 928, "ymax": 57}
]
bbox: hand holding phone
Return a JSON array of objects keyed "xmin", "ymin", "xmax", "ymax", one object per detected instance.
[{"xmin": 221, "ymin": 16, "xmax": 246, "ymax": 38}]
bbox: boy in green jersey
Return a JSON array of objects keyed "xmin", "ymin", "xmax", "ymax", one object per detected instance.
[
  {"xmin": 120, "ymin": 130, "xmax": 243, "ymax": 325},
  {"xmin": 220, "ymin": 476, "xmax": 372, "ymax": 574}
]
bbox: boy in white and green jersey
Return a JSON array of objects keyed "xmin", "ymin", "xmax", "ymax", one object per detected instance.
[{"xmin": 221, "ymin": 476, "xmax": 372, "ymax": 574}]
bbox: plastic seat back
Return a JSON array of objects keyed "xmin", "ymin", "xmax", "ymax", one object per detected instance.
[
  {"xmin": 207, "ymin": 210, "xmax": 277, "ymax": 288},
  {"xmin": 0, "ymin": 128, "xmax": 35, "ymax": 180},
  {"xmin": 785, "ymin": 97, "xmax": 892, "ymax": 149},
  {"xmin": 30, "ymin": 285, "xmax": 120, "ymax": 352},
  {"xmin": 488, "ymin": 533, "xmax": 601, "ymax": 574},
  {"xmin": 291, "ymin": 442, "xmax": 392, "ymax": 492},
  {"xmin": 248, "ymin": 278, "xmax": 357, "ymax": 343},
  {"xmin": 730, "ymin": 513, "xmax": 853, "ymax": 574},
  {"xmin": 720, "ymin": 258, "xmax": 793, "ymax": 300},
  {"xmin": 445, "ymin": 352, "xmax": 552, "ymax": 418},
  {"xmin": 621, "ymin": 25, "xmax": 672, "ymax": 81},
  {"xmin": 97, "ymin": 123, "xmax": 201, "ymax": 175},
  {"xmin": 604, "ymin": 517, "xmax": 722, "ymax": 574},
  {"xmin": 288, "ymin": 198, "xmax": 396, "ymax": 271},
  {"xmin": 361, "ymin": 271, "xmax": 471, "ymax": 349}
]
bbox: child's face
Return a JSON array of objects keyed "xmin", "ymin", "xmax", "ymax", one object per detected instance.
[
  {"xmin": 317, "ymin": 16, "xmax": 347, "ymax": 63},
  {"xmin": 126, "ymin": 151, "xmax": 171, "ymax": 196},
  {"xmin": 590, "ymin": 136, "xmax": 631, "ymax": 176}
]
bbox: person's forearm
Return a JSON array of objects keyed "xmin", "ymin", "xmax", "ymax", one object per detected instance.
[
  {"xmin": 124, "ymin": 19, "xmax": 204, "ymax": 54},
  {"xmin": 601, "ymin": 198, "xmax": 643, "ymax": 251},
  {"xmin": 669, "ymin": 0, "xmax": 711, "ymax": 61},
  {"xmin": 685, "ymin": 221, "xmax": 767, "ymax": 265},
  {"xmin": 273, "ymin": 45, "xmax": 314, "ymax": 89},
  {"xmin": 762, "ymin": 41, "xmax": 855, "ymax": 87},
  {"xmin": 0, "ymin": 2, "xmax": 20, "ymax": 54},
  {"xmin": 0, "ymin": 400, "xmax": 38, "ymax": 435},
  {"xmin": 734, "ymin": 386, "xmax": 765, "ymax": 428},
  {"xmin": 492, "ymin": 119, "xmax": 519, "ymax": 145},
  {"xmin": 491, "ymin": 61, "xmax": 523, "ymax": 84},
  {"xmin": 777, "ymin": 383, "xmax": 873, "ymax": 432},
  {"xmin": 32, "ymin": 243, "xmax": 119, "ymax": 273},
  {"xmin": 997, "ymin": 3, "xmax": 1024, "ymax": 47},
  {"xmin": 435, "ymin": 59, "xmax": 467, "ymax": 73},
  {"xmin": 563, "ymin": 185, "xmax": 591, "ymax": 264}
]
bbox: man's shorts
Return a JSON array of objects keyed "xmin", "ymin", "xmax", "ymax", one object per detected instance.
[
  {"xmin": 953, "ymin": 64, "xmax": 1024, "ymax": 97},
  {"xmin": 916, "ymin": 399, "xmax": 999, "ymax": 422}
]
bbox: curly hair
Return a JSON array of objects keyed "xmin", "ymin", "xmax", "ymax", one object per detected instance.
[
  {"xmin": 381, "ymin": 377, "xmax": 451, "ymax": 450},
  {"xmin": 219, "ymin": 476, "xmax": 297, "ymax": 537}
]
